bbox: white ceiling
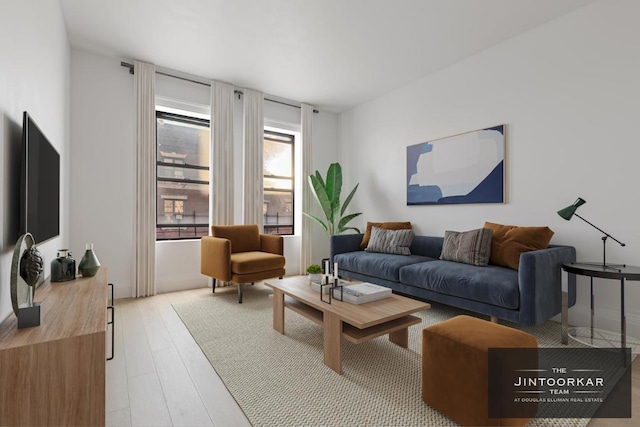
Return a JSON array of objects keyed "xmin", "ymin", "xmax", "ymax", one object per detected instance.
[{"xmin": 60, "ymin": 0, "xmax": 594, "ymax": 112}]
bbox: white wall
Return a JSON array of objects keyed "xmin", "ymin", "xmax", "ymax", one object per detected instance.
[
  {"xmin": 0, "ymin": 0, "xmax": 70, "ymax": 322},
  {"xmin": 69, "ymin": 49, "xmax": 135, "ymax": 299},
  {"xmin": 309, "ymin": 110, "xmax": 340, "ymax": 265},
  {"xmin": 338, "ymin": 0, "xmax": 640, "ymax": 336},
  {"xmin": 70, "ymin": 49, "xmax": 340, "ymax": 296}
]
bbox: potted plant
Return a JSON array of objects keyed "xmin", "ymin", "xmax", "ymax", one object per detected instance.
[
  {"xmin": 303, "ymin": 163, "xmax": 362, "ymax": 236},
  {"xmin": 306, "ymin": 264, "xmax": 322, "ymax": 283}
]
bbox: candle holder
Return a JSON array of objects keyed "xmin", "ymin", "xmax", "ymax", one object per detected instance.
[{"xmin": 320, "ymin": 277, "xmax": 344, "ymax": 304}]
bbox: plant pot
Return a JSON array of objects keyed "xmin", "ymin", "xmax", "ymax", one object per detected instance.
[{"xmin": 308, "ymin": 274, "xmax": 322, "ymax": 283}]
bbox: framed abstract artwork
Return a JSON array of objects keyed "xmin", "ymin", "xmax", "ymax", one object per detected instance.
[{"xmin": 406, "ymin": 125, "xmax": 505, "ymax": 205}]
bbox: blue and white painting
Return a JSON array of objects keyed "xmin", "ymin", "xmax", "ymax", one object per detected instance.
[{"xmin": 407, "ymin": 125, "xmax": 505, "ymax": 205}]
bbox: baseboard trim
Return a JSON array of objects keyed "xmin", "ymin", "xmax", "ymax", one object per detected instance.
[
  {"xmin": 111, "ymin": 279, "xmax": 133, "ymax": 300},
  {"xmin": 156, "ymin": 275, "xmax": 208, "ymax": 294},
  {"xmin": 563, "ymin": 302, "xmax": 640, "ymax": 339}
]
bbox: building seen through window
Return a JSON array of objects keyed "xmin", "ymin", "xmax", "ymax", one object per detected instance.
[
  {"xmin": 156, "ymin": 112, "xmax": 294, "ymax": 239},
  {"xmin": 156, "ymin": 111, "xmax": 210, "ymax": 240},
  {"xmin": 263, "ymin": 130, "xmax": 294, "ymax": 235}
]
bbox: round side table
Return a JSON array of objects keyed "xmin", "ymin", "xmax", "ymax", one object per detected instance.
[{"xmin": 561, "ymin": 262, "xmax": 640, "ymax": 352}]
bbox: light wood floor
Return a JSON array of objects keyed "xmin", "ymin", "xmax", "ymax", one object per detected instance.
[
  {"xmin": 107, "ymin": 287, "xmax": 640, "ymax": 427},
  {"xmin": 106, "ymin": 286, "xmax": 251, "ymax": 427}
]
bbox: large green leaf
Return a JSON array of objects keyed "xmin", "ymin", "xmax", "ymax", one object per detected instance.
[
  {"xmin": 337, "ymin": 212, "xmax": 362, "ymax": 233},
  {"xmin": 339, "ymin": 226, "xmax": 362, "ymax": 234},
  {"xmin": 308, "ymin": 175, "xmax": 333, "ymax": 224},
  {"xmin": 325, "ymin": 163, "xmax": 342, "ymax": 216},
  {"xmin": 302, "ymin": 212, "xmax": 329, "ymax": 234},
  {"xmin": 340, "ymin": 183, "xmax": 359, "ymax": 216},
  {"xmin": 314, "ymin": 170, "xmax": 325, "ymax": 189}
]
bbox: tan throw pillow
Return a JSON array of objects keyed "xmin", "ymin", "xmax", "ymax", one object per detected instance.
[
  {"xmin": 440, "ymin": 228, "xmax": 493, "ymax": 266},
  {"xmin": 484, "ymin": 222, "xmax": 554, "ymax": 270},
  {"xmin": 360, "ymin": 221, "xmax": 412, "ymax": 250}
]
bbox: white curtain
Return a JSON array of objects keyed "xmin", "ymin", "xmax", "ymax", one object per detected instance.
[
  {"xmin": 300, "ymin": 104, "xmax": 314, "ymax": 274},
  {"xmin": 243, "ymin": 90, "xmax": 264, "ymax": 229},
  {"xmin": 211, "ymin": 81, "xmax": 235, "ymax": 226},
  {"xmin": 134, "ymin": 60, "xmax": 156, "ymax": 297},
  {"xmin": 210, "ymin": 81, "xmax": 235, "ymax": 288}
]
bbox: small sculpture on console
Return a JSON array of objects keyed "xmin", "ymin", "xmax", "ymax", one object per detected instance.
[
  {"xmin": 10, "ymin": 232, "xmax": 44, "ymax": 328},
  {"xmin": 20, "ymin": 245, "xmax": 43, "ymax": 304}
]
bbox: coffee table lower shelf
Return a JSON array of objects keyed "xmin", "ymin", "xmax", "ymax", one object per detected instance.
[{"xmin": 284, "ymin": 296, "xmax": 421, "ymax": 344}]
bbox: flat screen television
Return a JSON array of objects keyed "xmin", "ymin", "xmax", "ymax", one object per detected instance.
[{"xmin": 21, "ymin": 112, "xmax": 60, "ymax": 244}]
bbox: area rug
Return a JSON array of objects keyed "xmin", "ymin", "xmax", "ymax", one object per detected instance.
[{"xmin": 173, "ymin": 283, "xmax": 590, "ymax": 427}]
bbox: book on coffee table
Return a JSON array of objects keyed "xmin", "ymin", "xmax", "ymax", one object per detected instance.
[{"xmin": 332, "ymin": 283, "xmax": 392, "ymax": 304}]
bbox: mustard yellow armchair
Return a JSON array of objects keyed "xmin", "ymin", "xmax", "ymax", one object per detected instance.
[{"xmin": 201, "ymin": 224, "xmax": 285, "ymax": 303}]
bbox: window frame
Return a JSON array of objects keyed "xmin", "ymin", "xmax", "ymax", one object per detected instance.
[
  {"xmin": 155, "ymin": 110, "xmax": 210, "ymax": 241},
  {"xmin": 263, "ymin": 130, "xmax": 295, "ymax": 236}
]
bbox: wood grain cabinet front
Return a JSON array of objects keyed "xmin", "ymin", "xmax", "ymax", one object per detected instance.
[{"xmin": 0, "ymin": 268, "xmax": 108, "ymax": 426}]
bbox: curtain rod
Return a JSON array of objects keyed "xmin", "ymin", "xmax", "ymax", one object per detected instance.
[{"xmin": 121, "ymin": 62, "xmax": 318, "ymax": 113}]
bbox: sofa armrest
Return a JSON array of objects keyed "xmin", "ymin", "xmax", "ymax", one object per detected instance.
[
  {"xmin": 201, "ymin": 236, "xmax": 232, "ymax": 281},
  {"xmin": 260, "ymin": 234, "xmax": 284, "ymax": 255},
  {"xmin": 518, "ymin": 245, "xmax": 576, "ymax": 326},
  {"xmin": 330, "ymin": 234, "xmax": 363, "ymax": 263}
]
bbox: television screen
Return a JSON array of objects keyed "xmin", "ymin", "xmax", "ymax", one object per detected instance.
[{"xmin": 21, "ymin": 112, "xmax": 60, "ymax": 244}]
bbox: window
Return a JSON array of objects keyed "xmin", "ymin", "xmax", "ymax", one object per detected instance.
[
  {"xmin": 156, "ymin": 111, "xmax": 210, "ymax": 240},
  {"xmin": 263, "ymin": 130, "xmax": 294, "ymax": 235},
  {"xmin": 163, "ymin": 199, "xmax": 184, "ymax": 219}
]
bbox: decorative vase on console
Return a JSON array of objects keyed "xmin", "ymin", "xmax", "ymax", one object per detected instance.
[
  {"xmin": 51, "ymin": 249, "xmax": 76, "ymax": 282},
  {"xmin": 78, "ymin": 243, "xmax": 101, "ymax": 277}
]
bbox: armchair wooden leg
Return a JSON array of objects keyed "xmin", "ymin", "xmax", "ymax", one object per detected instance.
[{"xmin": 238, "ymin": 283, "xmax": 244, "ymax": 304}]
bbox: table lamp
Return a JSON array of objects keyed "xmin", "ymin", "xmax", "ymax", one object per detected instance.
[{"xmin": 557, "ymin": 197, "xmax": 625, "ymax": 271}]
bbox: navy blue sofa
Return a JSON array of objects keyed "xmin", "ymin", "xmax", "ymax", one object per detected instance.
[{"xmin": 331, "ymin": 234, "xmax": 576, "ymax": 326}]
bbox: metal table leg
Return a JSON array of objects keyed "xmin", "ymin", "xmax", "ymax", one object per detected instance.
[
  {"xmin": 590, "ymin": 277, "xmax": 594, "ymax": 341},
  {"xmin": 621, "ymin": 278, "xmax": 626, "ymax": 349},
  {"xmin": 561, "ymin": 270, "xmax": 570, "ymax": 345},
  {"xmin": 561, "ymin": 290, "xmax": 568, "ymax": 345}
]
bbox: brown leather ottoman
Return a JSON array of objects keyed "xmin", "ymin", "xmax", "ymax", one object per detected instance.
[{"xmin": 422, "ymin": 315, "xmax": 538, "ymax": 426}]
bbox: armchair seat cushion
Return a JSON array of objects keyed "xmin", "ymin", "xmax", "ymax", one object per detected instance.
[{"xmin": 231, "ymin": 251, "xmax": 286, "ymax": 275}]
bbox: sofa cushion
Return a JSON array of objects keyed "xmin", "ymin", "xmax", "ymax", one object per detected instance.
[
  {"xmin": 360, "ymin": 221, "xmax": 412, "ymax": 250},
  {"xmin": 440, "ymin": 228, "xmax": 492, "ymax": 266},
  {"xmin": 335, "ymin": 251, "xmax": 435, "ymax": 282},
  {"xmin": 399, "ymin": 260, "xmax": 520, "ymax": 309},
  {"xmin": 365, "ymin": 227, "xmax": 414, "ymax": 255},
  {"xmin": 230, "ymin": 251, "xmax": 285, "ymax": 275},
  {"xmin": 484, "ymin": 222, "xmax": 554, "ymax": 270},
  {"xmin": 409, "ymin": 235, "xmax": 444, "ymax": 259}
]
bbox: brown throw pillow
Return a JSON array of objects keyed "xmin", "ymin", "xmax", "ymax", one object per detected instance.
[
  {"xmin": 360, "ymin": 221, "xmax": 412, "ymax": 250},
  {"xmin": 484, "ymin": 222, "xmax": 554, "ymax": 270}
]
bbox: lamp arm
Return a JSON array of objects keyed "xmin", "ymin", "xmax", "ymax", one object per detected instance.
[{"xmin": 574, "ymin": 213, "xmax": 626, "ymax": 247}]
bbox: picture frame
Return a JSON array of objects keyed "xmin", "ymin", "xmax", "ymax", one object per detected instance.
[{"xmin": 406, "ymin": 125, "xmax": 505, "ymax": 205}]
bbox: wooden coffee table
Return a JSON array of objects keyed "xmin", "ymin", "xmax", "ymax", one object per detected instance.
[{"xmin": 264, "ymin": 276, "xmax": 430, "ymax": 374}]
